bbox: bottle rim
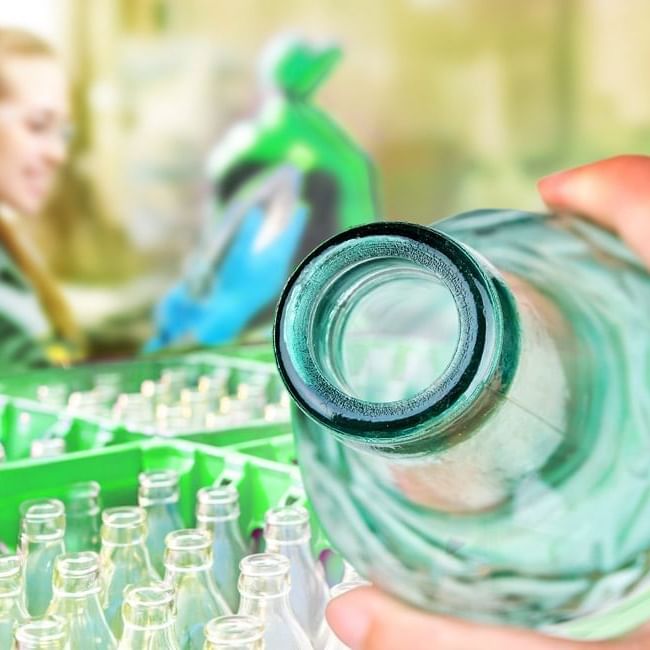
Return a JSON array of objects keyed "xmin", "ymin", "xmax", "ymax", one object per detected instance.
[
  {"xmin": 274, "ymin": 221, "xmax": 518, "ymax": 448},
  {"xmin": 14, "ymin": 616, "xmax": 67, "ymax": 644},
  {"xmin": 204, "ymin": 615, "xmax": 264, "ymax": 643}
]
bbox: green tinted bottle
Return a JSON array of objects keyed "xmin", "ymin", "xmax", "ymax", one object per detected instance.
[
  {"xmin": 100, "ymin": 506, "xmax": 160, "ymax": 638},
  {"xmin": 0, "ymin": 555, "xmax": 28, "ymax": 648},
  {"xmin": 46, "ymin": 552, "xmax": 116, "ymax": 648},
  {"xmin": 164, "ymin": 529, "xmax": 231, "ymax": 650},
  {"xmin": 19, "ymin": 499, "xmax": 66, "ymax": 617},
  {"xmin": 196, "ymin": 486, "xmax": 248, "ymax": 612},
  {"xmin": 118, "ymin": 584, "xmax": 180, "ymax": 650},
  {"xmin": 274, "ymin": 211, "xmax": 650, "ymax": 639}
]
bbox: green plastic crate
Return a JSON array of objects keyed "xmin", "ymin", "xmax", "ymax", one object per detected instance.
[
  {"xmin": 0, "ymin": 438, "xmax": 329, "ymax": 556},
  {"xmin": 229, "ymin": 433, "xmax": 297, "ymax": 465}
]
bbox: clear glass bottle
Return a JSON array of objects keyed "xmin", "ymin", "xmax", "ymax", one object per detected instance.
[
  {"xmin": 196, "ymin": 485, "xmax": 248, "ymax": 612},
  {"xmin": 203, "ymin": 615, "xmax": 264, "ymax": 650},
  {"xmin": 138, "ymin": 469, "xmax": 184, "ymax": 576},
  {"xmin": 62, "ymin": 481, "xmax": 101, "ymax": 553},
  {"xmin": 273, "ymin": 213, "xmax": 650, "ymax": 639},
  {"xmin": 46, "ymin": 552, "xmax": 116, "ymax": 649},
  {"xmin": 118, "ymin": 583, "xmax": 180, "ymax": 650},
  {"xmin": 99, "ymin": 506, "xmax": 160, "ymax": 638},
  {"xmin": 264, "ymin": 507, "xmax": 328, "ymax": 648},
  {"xmin": 237, "ymin": 553, "xmax": 312, "ymax": 650},
  {"xmin": 19, "ymin": 499, "xmax": 66, "ymax": 616},
  {"xmin": 13, "ymin": 615, "xmax": 68, "ymax": 650},
  {"xmin": 0, "ymin": 555, "xmax": 29, "ymax": 648},
  {"xmin": 164, "ymin": 529, "xmax": 231, "ymax": 650}
]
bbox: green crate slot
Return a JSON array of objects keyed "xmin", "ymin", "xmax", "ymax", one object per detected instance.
[
  {"xmin": 0, "ymin": 439, "xmax": 326, "ymax": 557},
  {"xmin": 229, "ymin": 434, "xmax": 297, "ymax": 465}
]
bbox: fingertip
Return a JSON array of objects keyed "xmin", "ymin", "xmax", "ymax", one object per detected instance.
[
  {"xmin": 537, "ymin": 170, "xmax": 571, "ymax": 209},
  {"xmin": 326, "ymin": 587, "xmax": 375, "ymax": 650}
]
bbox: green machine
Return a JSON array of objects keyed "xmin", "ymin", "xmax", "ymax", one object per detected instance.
[{"xmin": 147, "ymin": 36, "xmax": 379, "ymax": 351}]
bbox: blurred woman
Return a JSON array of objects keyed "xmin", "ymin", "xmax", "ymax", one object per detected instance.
[{"xmin": 0, "ymin": 27, "xmax": 81, "ymax": 367}]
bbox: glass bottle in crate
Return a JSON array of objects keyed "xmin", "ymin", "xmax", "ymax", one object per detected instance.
[
  {"xmin": 138, "ymin": 469, "xmax": 184, "ymax": 576},
  {"xmin": 0, "ymin": 555, "xmax": 29, "ymax": 647},
  {"xmin": 237, "ymin": 553, "xmax": 312, "ymax": 650},
  {"xmin": 62, "ymin": 481, "xmax": 101, "ymax": 553},
  {"xmin": 164, "ymin": 529, "xmax": 231, "ymax": 650},
  {"xmin": 274, "ymin": 213, "xmax": 650, "ymax": 638},
  {"xmin": 264, "ymin": 506, "xmax": 328, "ymax": 648},
  {"xmin": 203, "ymin": 615, "xmax": 264, "ymax": 650},
  {"xmin": 46, "ymin": 552, "xmax": 116, "ymax": 648},
  {"xmin": 118, "ymin": 584, "xmax": 180, "ymax": 649},
  {"xmin": 19, "ymin": 499, "xmax": 66, "ymax": 616},
  {"xmin": 196, "ymin": 485, "xmax": 248, "ymax": 611},
  {"xmin": 13, "ymin": 616, "xmax": 68, "ymax": 650},
  {"xmin": 100, "ymin": 507, "xmax": 159, "ymax": 638}
]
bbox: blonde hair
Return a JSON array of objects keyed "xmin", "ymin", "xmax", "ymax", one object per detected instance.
[
  {"xmin": 0, "ymin": 28, "xmax": 57, "ymax": 97},
  {"xmin": 0, "ymin": 28, "xmax": 82, "ymax": 353}
]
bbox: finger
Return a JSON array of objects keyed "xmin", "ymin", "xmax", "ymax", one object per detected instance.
[
  {"xmin": 537, "ymin": 155, "xmax": 650, "ymax": 266},
  {"xmin": 326, "ymin": 586, "xmax": 645, "ymax": 650}
]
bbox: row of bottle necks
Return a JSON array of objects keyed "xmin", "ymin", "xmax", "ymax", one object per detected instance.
[{"xmin": 2, "ymin": 467, "xmax": 367, "ymax": 649}]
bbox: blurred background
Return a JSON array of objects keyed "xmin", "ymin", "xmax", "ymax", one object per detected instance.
[{"xmin": 2, "ymin": 0, "xmax": 649, "ymax": 357}]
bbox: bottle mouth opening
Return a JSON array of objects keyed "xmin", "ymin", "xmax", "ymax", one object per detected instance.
[
  {"xmin": 102, "ymin": 506, "xmax": 147, "ymax": 529},
  {"xmin": 239, "ymin": 553, "xmax": 290, "ymax": 577},
  {"xmin": 55, "ymin": 552, "xmax": 99, "ymax": 577},
  {"xmin": 197, "ymin": 485, "xmax": 239, "ymax": 506},
  {"xmin": 263, "ymin": 505, "xmax": 311, "ymax": 543},
  {"xmin": 274, "ymin": 222, "xmax": 503, "ymax": 443},
  {"xmin": 15, "ymin": 617, "xmax": 66, "ymax": 643},
  {"xmin": 165, "ymin": 528, "xmax": 211, "ymax": 552},
  {"xmin": 205, "ymin": 615, "xmax": 264, "ymax": 644},
  {"xmin": 138, "ymin": 469, "xmax": 179, "ymax": 489},
  {"xmin": 124, "ymin": 583, "xmax": 174, "ymax": 608}
]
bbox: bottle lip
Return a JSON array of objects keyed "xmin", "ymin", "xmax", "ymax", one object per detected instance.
[
  {"xmin": 0, "ymin": 554, "xmax": 22, "ymax": 579},
  {"xmin": 274, "ymin": 221, "xmax": 511, "ymax": 445},
  {"xmin": 204, "ymin": 615, "xmax": 264, "ymax": 643},
  {"xmin": 15, "ymin": 616, "xmax": 67, "ymax": 644}
]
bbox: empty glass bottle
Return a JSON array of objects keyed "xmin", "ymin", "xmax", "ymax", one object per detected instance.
[
  {"xmin": 139, "ymin": 470, "xmax": 184, "ymax": 576},
  {"xmin": 264, "ymin": 507, "xmax": 328, "ymax": 648},
  {"xmin": 99, "ymin": 506, "xmax": 159, "ymax": 638},
  {"xmin": 164, "ymin": 529, "xmax": 231, "ymax": 650},
  {"xmin": 46, "ymin": 552, "xmax": 116, "ymax": 648},
  {"xmin": 19, "ymin": 499, "xmax": 66, "ymax": 616},
  {"xmin": 13, "ymin": 616, "xmax": 68, "ymax": 650},
  {"xmin": 274, "ymin": 212, "xmax": 650, "ymax": 638},
  {"xmin": 237, "ymin": 553, "xmax": 312, "ymax": 650},
  {"xmin": 203, "ymin": 615, "xmax": 264, "ymax": 650},
  {"xmin": 118, "ymin": 583, "xmax": 180, "ymax": 649},
  {"xmin": 62, "ymin": 481, "xmax": 101, "ymax": 553},
  {"xmin": 0, "ymin": 555, "xmax": 29, "ymax": 647},
  {"xmin": 196, "ymin": 485, "xmax": 248, "ymax": 611}
]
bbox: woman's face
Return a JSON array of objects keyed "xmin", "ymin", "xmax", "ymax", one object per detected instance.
[{"xmin": 0, "ymin": 56, "xmax": 70, "ymax": 215}]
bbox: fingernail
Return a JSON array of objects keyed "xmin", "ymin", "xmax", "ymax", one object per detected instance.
[{"xmin": 327, "ymin": 598, "xmax": 371, "ymax": 650}]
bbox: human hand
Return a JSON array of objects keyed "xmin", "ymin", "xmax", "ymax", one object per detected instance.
[
  {"xmin": 538, "ymin": 154, "xmax": 650, "ymax": 268},
  {"xmin": 326, "ymin": 155, "xmax": 650, "ymax": 649}
]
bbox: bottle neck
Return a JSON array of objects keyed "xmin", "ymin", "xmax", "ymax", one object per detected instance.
[
  {"xmin": 100, "ymin": 507, "xmax": 149, "ymax": 548},
  {"xmin": 0, "ymin": 555, "xmax": 23, "ymax": 598},
  {"xmin": 275, "ymin": 222, "xmax": 520, "ymax": 455},
  {"xmin": 164, "ymin": 529, "xmax": 213, "ymax": 579},
  {"xmin": 238, "ymin": 553, "xmax": 293, "ymax": 616},
  {"xmin": 120, "ymin": 585, "xmax": 177, "ymax": 648}
]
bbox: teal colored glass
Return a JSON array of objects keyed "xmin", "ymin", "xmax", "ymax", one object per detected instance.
[
  {"xmin": 274, "ymin": 211, "xmax": 650, "ymax": 640},
  {"xmin": 0, "ymin": 555, "xmax": 29, "ymax": 648},
  {"xmin": 63, "ymin": 481, "xmax": 101, "ymax": 553}
]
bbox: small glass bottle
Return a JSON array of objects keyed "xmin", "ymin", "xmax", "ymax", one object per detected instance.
[
  {"xmin": 203, "ymin": 615, "xmax": 264, "ymax": 650},
  {"xmin": 196, "ymin": 485, "xmax": 248, "ymax": 611},
  {"xmin": 62, "ymin": 481, "xmax": 101, "ymax": 553},
  {"xmin": 139, "ymin": 470, "xmax": 185, "ymax": 576},
  {"xmin": 13, "ymin": 616, "xmax": 68, "ymax": 650},
  {"xmin": 19, "ymin": 499, "xmax": 66, "ymax": 616},
  {"xmin": 30, "ymin": 439, "xmax": 65, "ymax": 460},
  {"xmin": 237, "ymin": 553, "xmax": 312, "ymax": 650},
  {"xmin": 99, "ymin": 506, "xmax": 159, "ymax": 638},
  {"xmin": 164, "ymin": 529, "xmax": 231, "ymax": 650},
  {"xmin": 0, "ymin": 555, "xmax": 29, "ymax": 648},
  {"xmin": 264, "ymin": 507, "xmax": 328, "ymax": 648},
  {"xmin": 46, "ymin": 552, "xmax": 116, "ymax": 649},
  {"xmin": 118, "ymin": 583, "xmax": 180, "ymax": 650}
]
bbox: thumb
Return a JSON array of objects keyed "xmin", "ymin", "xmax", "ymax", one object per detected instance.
[
  {"xmin": 326, "ymin": 586, "xmax": 644, "ymax": 650},
  {"xmin": 537, "ymin": 154, "xmax": 650, "ymax": 266}
]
